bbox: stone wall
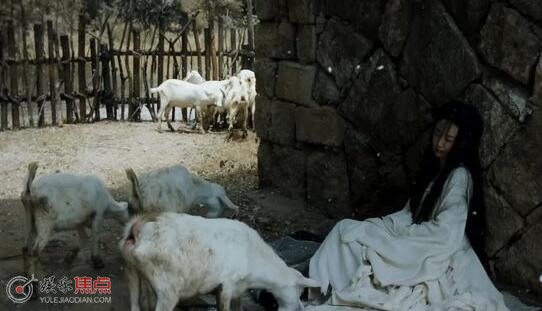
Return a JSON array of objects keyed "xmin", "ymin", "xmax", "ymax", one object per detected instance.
[{"xmin": 254, "ymin": 0, "xmax": 542, "ymax": 295}]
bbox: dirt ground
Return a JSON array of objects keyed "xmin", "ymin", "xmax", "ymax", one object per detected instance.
[
  {"xmin": 0, "ymin": 121, "xmax": 539, "ymax": 310},
  {"xmin": 0, "ymin": 121, "xmax": 332, "ymax": 310}
]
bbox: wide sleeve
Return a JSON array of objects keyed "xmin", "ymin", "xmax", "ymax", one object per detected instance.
[{"xmin": 342, "ymin": 167, "xmax": 473, "ymax": 287}]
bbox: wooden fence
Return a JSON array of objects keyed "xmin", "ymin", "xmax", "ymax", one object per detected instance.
[{"xmin": 0, "ymin": 13, "xmax": 250, "ymax": 130}]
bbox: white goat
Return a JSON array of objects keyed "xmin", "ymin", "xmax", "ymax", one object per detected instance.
[
  {"xmin": 184, "ymin": 72, "xmax": 249, "ymax": 130},
  {"xmin": 236, "ymin": 69, "xmax": 257, "ymax": 130},
  {"xmin": 125, "ymin": 164, "xmax": 238, "ymax": 218},
  {"xmin": 120, "ymin": 213, "xmax": 320, "ymax": 311},
  {"xmin": 150, "ymin": 79, "xmax": 225, "ymax": 133},
  {"xmin": 20, "ymin": 162, "xmax": 130, "ymax": 278}
]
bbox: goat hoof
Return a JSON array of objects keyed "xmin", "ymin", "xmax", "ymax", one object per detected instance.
[{"xmin": 91, "ymin": 256, "xmax": 105, "ymax": 269}]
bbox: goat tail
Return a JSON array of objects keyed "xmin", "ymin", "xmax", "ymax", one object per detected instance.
[
  {"xmin": 23, "ymin": 162, "xmax": 39, "ymax": 196},
  {"xmin": 220, "ymin": 195, "xmax": 239, "ymax": 212},
  {"xmin": 149, "ymin": 86, "xmax": 161, "ymax": 94},
  {"xmin": 125, "ymin": 168, "xmax": 142, "ymax": 213}
]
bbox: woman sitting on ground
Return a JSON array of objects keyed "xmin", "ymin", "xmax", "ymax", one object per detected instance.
[{"xmin": 309, "ymin": 102, "xmax": 509, "ymax": 310}]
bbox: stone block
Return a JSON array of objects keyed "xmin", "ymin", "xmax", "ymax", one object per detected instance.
[
  {"xmin": 297, "ymin": 25, "xmax": 316, "ymax": 63},
  {"xmin": 307, "ymin": 150, "xmax": 351, "ymax": 218},
  {"xmin": 254, "ymin": 58, "xmax": 277, "ymax": 98},
  {"xmin": 317, "ymin": 19, "xmax": 374, "ymax": 87},
  {"xmin": 400, "ymin": 0, "xmax": 480, "ymax": 104},
  {"xmin": 479, "ymin": 3, "xmax": 542, "ymax": 85},
  {"xmin": 275, "ymin": 61, "xmax": 316, "ymax": 106},
  {"xmin": 464, "ymin": 84, "xmax": 518, "ymax": 168},
  {"xmin": 287, "ymin": 0, "xmax": 316, "ymax": 24},
  {"xmin": 295, "ymin": 106, "xmax": 346, "ymax": 146},
  {"xmin": 379, "ymin": 0, "xmax": 413, "ymax": 57},
  {"xmin": 268, "ymin": 100, "xmax": 296, "ymax": 146},
  {"xmin": 255, "ymin": 22, "xmax": 296, "ymax": 59}
]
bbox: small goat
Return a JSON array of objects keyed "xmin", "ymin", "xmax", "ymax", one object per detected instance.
[
  {"xmin": 237, "ymin": 69, "xmax": 257, "ymax": 130},
  {"xmin": 20, "ymin": 162, "xmax": 130, "ymax": 278},
  {"xmin": 184, "ymin": 72, "xmax": 249, "ymax": 131},
  {"xmin": 150, "ymin": 79, "xmax": 225, "ymax": 133},
  {"xmin": 125, "ymin": 164, "xmax": 238, "ymax": 218},
  {"xmin": 120, "ymin": 213, "xmax": 320, "ymax": 311}
]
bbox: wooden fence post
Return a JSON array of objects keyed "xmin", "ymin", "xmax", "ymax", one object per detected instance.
[
  {"xmin": 246, "ymin": 0, "xmax": 255, "ymax": 70},
  {"xmin": 218, "ymin": 18, "xmax": 224, "ymax": 79},
  {"xmin": 193, "ymin": 20, "xmax": 202, "ymax": 73},
  {"xmin": 181, "ymin": 31, "xmax": 188, "ymax": 121},
  {"xmin": 100, "ymin": 43, "xmax": 113, "ymax": 120},
  {"xmin": 204, "ymin": 28, "xmax": 211, "ymax": 80},
  {"xmin": 106, "ymin": 23, "xmax": 117, "ymax": 119},
  {"xmin": 34, "ymin": 23, "xmax": 45, "ymax": 126},
  {"xmin": 230, "ymin": 28, "xmax": 237, "ymax": 75},
  {"xmin": 157, "ymin": 26, "xmax": 164, "ymax": 113},
  {"xmin": 90, "ymin": 38, "xmax": 99, "ymax": 121},
  {"xmin": 78, "ymin": 12, "xmax": 87, "ymax": 123},
  {"xmin": 132, "ymin": 29, "xmax": 141, "ymax": 121},
  {"xmin": 7, "ymin": 20, "xmax": 20, "ymax": 129},
  {"xmin": 46, "ymin": 21, "xmax": 58, "ymax": 126},
  {"xmin": 60, "ymin": 35, "xmax": 74, "ymax": 123},
  {"xmin": 0, "ymin": 29, "xmax": 7, "ymax": 130},
  {"xmin": 208, "ymin": 5, "xmax": 218, "ymax": 80}
]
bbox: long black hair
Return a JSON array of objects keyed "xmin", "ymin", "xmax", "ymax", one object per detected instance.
[{"xmin": 410, "ymin": 102, "xmax": 489, "ymax": 272}]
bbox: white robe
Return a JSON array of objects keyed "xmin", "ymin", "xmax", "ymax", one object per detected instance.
[{"xmin": 309, "ymin": 167, "xmax": 509, "ymax": 311}]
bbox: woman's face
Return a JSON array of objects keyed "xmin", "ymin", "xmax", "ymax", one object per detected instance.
[{"xmin": 432, "ymin": 119, "xmax": 459, "ymax": 160}]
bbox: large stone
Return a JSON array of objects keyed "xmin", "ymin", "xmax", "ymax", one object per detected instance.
[
  {"xmin": 344, "ymin": 129, "xmax": 380, "ymax": 216},
  {"xmin": 287, "ymin": 0, "xmax": 316, "ymax": 24},
  {"xmin": 306, "ymin": 150, "xmax": 351, "ymax": 218},
  {"xmin": 340, "ymin": 49, "xmax": 399, "ymax": 132},
  {"xmin": 255, "ymin": 22, "xmax": 296, "ymax": 59},
  {"xmin": 479, "ymin": 3, "xmax": 542, "ymax": 85},
  {"xmin": 400, "ymin": 0, "xmax": 480, "ymax": 105},
  {"xmin": 490, "ymin": 108, "xmax": 542, "ymax": 217},
  {"xmin": 254, "ymin": 0, "xmax": 287, "ymax": 21},
  {"xmin": 482, "ymin": 74, "xmax": 532, "ymax": 123},
  {"xmin": 385, "ymin": 88, "xmax": 433, "ymax": 147},
  {"xmin": 532, "ymin": 55, "xmax": 542, "ymax": 106},
  {"xmin": 324, "ymin": 0, "xmax": 386, "ymax": 39},
  {"xmin": 509, "ymin": 0, "xmax": 542, "ymax": 23},
  {"xmin": 312, "ymin": 69, "xmax": 341, "ymax": 106},
  {"xmin": 296, "ymin": 106, "xmax": 347, "ymax": 146},
  {"xmin": 494, "ymin": 222, "xmax": 542, "ymax": 296},
  {"xmin": 378, "ymin": 0, "xmax": 413, "ymax": 57},
  {"xmin": 297, "ymin": 25, "xmax": 316, "ymax": 63},
  {"xmin": 484, "ymin": 185, "xmax": 524, "ymax": 257},
  {"xmin": 254, "ymin": 95, "xmax": 273, "ymax": 140},
  {"xmin": 254, "ymin": 58, "xmax": 277, "ymax": 98},
  {"xmin": 441, "ymin": 0, "xmax": 491, "ymax": 35},
  {"xmin": 340, "ymin": 49, "xmax": 431, "ymax": 147},
  {"xmin": 317, "ymin": 19, "xmax": 374, "ymax": 87},
  {"xmin": 259, "ymin": 143, "xmax": 307, "ymax": 198},
  {"xmin": 275, "ymin": 62, "xmax": 316, "ymax": 106},
  {"xmin": 464, "ymin": 84, "xmax": 518, "ymax": 168},
  {"xmin": 268, "ymin": 100, "xmax": 296, "ymax": 146},
  {"xmin": 257, "ymin": 140, "xmax": 274, "ymax": 187}
]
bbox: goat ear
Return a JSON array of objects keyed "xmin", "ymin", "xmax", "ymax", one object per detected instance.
[{"xmin": 125, "ymin": 168, "xmax": 142, "ymax": 211}]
